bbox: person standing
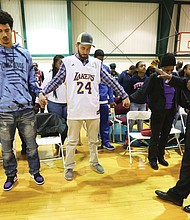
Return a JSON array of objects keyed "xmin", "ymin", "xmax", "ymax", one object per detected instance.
[
  {"xmin": 33, "ymin": 62, "xmax": 44, "ymax": 87},
  {"xmin": 41, "ymin": 55, "xmax": 68, "ymax": 156},
  {"xmin": 128, "ymin": 61, "xmax": 148, "ymax": 132},
  {"xmin": 118, "ymin": 65, "xmax": 136, "ymax": 94},
  {"xmin": 94, "ymin": 49, "xmax": 116, "ymax": 151},
  {"xmin": 154, "ymin": 66, "xmax": 190, "ymax": 213},
  {"xmin": 130, "ymin": 53, "xmax": 178, "ymax": 170},
  {"xmin": 33, "ymin": 62, "xmax": 45, "ymax": 113},
  {"xmin": 109, "ymin": 63, "xmax": 120, "ymax": 80},
  {"xmin": 40, "ymin": 32, "xmax": 130, "ymax": 181},
  {"xmin": 0, "ymin": 10, "xmax": 44, "ymax": 191}
]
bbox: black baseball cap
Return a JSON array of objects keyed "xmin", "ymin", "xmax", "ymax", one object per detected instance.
[{"xmin": 76, "ymin": 32, "xmax": 94, "ymax": 47}]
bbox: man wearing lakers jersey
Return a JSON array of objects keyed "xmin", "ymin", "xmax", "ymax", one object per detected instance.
[{"xmin": 40, "ymin": 32, "xmax": 130, "ymax": 181}]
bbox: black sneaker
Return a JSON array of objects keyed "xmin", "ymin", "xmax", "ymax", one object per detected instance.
[
  {"xmin": 31, "ymin": 172, "xmax": 44, "ymax": 185},
  {"xmin": 3, "ymin": 175, "xmax": 17, "ymax": 191}
]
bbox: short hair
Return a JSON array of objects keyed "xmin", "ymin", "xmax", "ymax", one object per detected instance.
[
  {"xmin": 129, "ymin": 65, "xmax": 136, "ymax": 70},
  {"xmin": 94, "ymin": 49, "xmax": 104, "ymax": 58},
  {"xmin": 110, "ymin": 63, "xmax": 116, "ymax": 69},
  {"xmin": 0, "ymin": 10, "xmax": 13, "ymax": 30},
  {"xmin": 33, "ymin": 62, "xmax": 38, "ymax": 67},
  {"xmin": 160, "ymin": 53, "xmax": 176, "ymax": 67}
]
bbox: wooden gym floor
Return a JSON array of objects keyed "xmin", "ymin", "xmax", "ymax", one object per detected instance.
[{"xmin": 0, "ymin": 128, "xmax": 189, "ymax": 220}]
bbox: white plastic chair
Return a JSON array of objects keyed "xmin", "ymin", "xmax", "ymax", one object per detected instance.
[{"xmin": 124, "ymin": 111, "xmax": 151, "ymax": 164}]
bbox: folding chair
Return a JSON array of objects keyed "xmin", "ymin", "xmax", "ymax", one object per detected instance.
[
  {"xmin": 111, "ymin": 98, "xmax": 129, "ymax": 142},
  {"xmin": 108, "ymin": 119, "xmax": 115, "ymax": 142},
  {"xmin": 36, "ymin": 113, "xmax": 67, "ymax": 167},
  {"xmin": 166, "ymin": 107, "xmax": 183, "ymax": 155},
  {"xmin": 124, "ymin": 111, "xmax": 151, "ymax": 164},
  {"xmin": 179, "ymin": 107, "xmax": 187, "ymax": 134},
  {"xmin": 166, "ymin": 107, "xmax": 187, "ymax": 155},
  {"xmin": 167, "ymin": 126, "xmax": 183, "ymax": 155}
]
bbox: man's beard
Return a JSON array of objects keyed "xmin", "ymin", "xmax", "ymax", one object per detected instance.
[{"xmin": 78, "ymin": 51, "xmax": 88, "ymax": 60}]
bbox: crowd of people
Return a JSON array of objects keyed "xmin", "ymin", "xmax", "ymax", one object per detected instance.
[{"xmin": 1, "ymin": 8, "xmax": 190, "ymax": 214}]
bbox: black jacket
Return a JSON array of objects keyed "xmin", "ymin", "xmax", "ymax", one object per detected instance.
[
  {"xmin": 130, "ymin": 72, "xmax": 178, "ymax": 112},
  {"xmin": 36, "ymin": 113, "xmax": 68, "ymax": 143},
  {"xmin": 168, "ymin": 76, "xmax": 190, "ymax": 110}
]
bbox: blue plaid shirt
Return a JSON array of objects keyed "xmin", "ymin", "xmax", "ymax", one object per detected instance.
[{"xmin": 42, "ymin": 53, "xmax": 128, "ymax": 100}]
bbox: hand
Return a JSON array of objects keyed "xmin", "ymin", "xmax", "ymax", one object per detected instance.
[
  {"xmin": 122, "ymin": 97, "xmax": 130, "ymax": 108},
  {"xmin": 109, "ymin": 102, "xmax": 117, "ymax": 108},
  {"xmin": 187, "ymin": 80, "xmax": 190, "ymax": 91},
  {"xmin": 38, "ymin": 93, "xmax": 48, "ymax": 108},
  {"xmin": 33, "ymin": 103, "xmax": 40, "ymax": 114},
  {"xmin": 155, "ymin": 68, "xmax": 172, "ymax": 80},
  {"xmin": 150, "ymin": 59, "xmax": 160, "ymax": 67}
]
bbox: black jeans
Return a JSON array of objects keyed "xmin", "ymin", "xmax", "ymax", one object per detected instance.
[{"xmin": 148, "ymin": 108, "xmax": 175, "ymax": 162}]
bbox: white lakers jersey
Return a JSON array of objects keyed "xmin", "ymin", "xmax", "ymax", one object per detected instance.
[{"xmin": 64, "ymin": 55, "xmax": 101, "ymax": 120}]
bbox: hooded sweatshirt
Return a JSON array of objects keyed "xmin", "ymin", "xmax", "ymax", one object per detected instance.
[{"xmin": 0, "ymin": 43, "xmax": 41, "ymax": 112}]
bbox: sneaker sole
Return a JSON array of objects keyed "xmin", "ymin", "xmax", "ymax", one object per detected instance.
[
  {"xmin": 90, "ymin": 165, "xmax": 104, "ymax": 174},
  {"xmin": 64, "ymin": 176, "xmax": 73, "ymax": 181},
  {"xmin": 64, "ymin": 172, "xmax": 74, "ymax": 181},
  {"xmin": 30, "ymin": 174, "xmax": 44, "ymax": 185},
  {"xmin": 102, "ymin": 146, "xmax": 115, "ymax": 151},
  {"xmin": 3, "ymin": 176, "xmax": 17, "ymax": 191}
]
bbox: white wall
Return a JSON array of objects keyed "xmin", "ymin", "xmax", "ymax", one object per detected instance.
[{"xmin": 71, "ymin": 1, "xmax": 159, "ymax": 55}]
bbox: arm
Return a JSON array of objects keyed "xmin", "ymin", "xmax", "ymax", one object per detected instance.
[
  {"xmin": 41, "ymin": 71, "xmax": 44, "ymax": 82},
  {"xmin": 156, "ymin": 68, "xmax": 189, "ymax": 90},
  {"xmin": 28, "ymin": 59, "xmax": 42, "ymax": 96},
  {"xmin": 28, "ymin": 65, "xmax": 47, "ymax": 108},
  {"xmin": 168, "ymin": 76, "xmax": 189, "ymax": 91},
  {"xmin": 130, "ymin": 74, "xmax": 154, "ymax": 103},
  {"xmin": 42, "ymin": 62, "xmax": 66, "ymax": 95},
  {"xmin": 39, "ymin": 63, "xmax": 66, "ymax": 108},
  {"xmin": 118, "ymin": 73, "xmax": 123, "ymax": 86},
  {"xmin": 100, "ymin": 66, "xmax": 130, "ymax": 108},
  {"xmin": 108, "ymin": 87, "xmax": 114, "ymax": 103},
  {"xmin": 107, "ymin": 87, "xmax": 116, "ymax": 108}
]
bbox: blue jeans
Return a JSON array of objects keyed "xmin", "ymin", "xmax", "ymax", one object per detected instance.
[
  {"xmin": 47, "ymin": 101, "xmax": 67, "ymax": 120},
  {"xmin": 0, "ymin": 108, "xmax": 40, "ymax": 177}
]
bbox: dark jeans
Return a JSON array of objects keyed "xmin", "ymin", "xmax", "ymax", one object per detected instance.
[
  {"xmin": 100, "ymin": 104, "xmax": 110, "ymax": 146},
  {"xmin": 47, "ymin": 101, "xmax": 67, "ymax": 120},
  {"xmin": 148, "ymin": 108, "xmax": 175, "ymax": 162},
  {"xmin": 47, "ymin": 101, "xmax": 68, "ymax": 144},
  {"xmin": 0, "ymin": 108, "xmax": 41, "ymax": 177}
]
